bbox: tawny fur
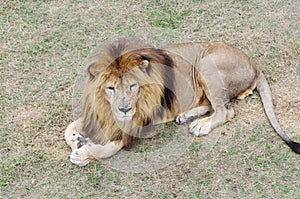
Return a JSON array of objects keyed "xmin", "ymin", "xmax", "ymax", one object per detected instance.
[{"xmin": 65, "ymin": 38, "xmax": 300, "ymax": 166}]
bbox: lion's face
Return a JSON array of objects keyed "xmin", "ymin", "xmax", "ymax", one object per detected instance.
[
  {"xmin": 82, "ymin": 39, "xmax": 175, "ymax": 146},
  {"xmin": 88, "ymin": 45, "xmax": 168, "ymax": 129},
  {"xmin": 103, "ymin": 72, "xmax": 140, "ymax": 122}
]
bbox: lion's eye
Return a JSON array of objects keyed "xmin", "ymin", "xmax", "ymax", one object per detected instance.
[
  {"xmin": 129, "ymin": 83, "xmax": 138, "ymax": 91},
  {"xmin": 107, "ymin": 86, "xmax": 115, "ymax": 92}
]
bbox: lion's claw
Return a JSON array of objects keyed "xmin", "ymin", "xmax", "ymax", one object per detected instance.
[
  {"xmin": 77, "ymin": 135, "xmax": 89, "ymax": 148},
  {"xmin": 175, "ymin": 115, "xmax": 184, "ymax": 124}
]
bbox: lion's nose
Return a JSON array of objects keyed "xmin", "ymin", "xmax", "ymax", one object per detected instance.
[{"xmin": 118, "ymin": 106, "xmax": 132, "ymax": 114}]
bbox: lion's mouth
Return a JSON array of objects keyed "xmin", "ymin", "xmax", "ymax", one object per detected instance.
[{"xmin": 115, "ymin": 114, "xmax": 133, "ymax": 122}]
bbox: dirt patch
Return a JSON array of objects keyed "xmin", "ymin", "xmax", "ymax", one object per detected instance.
[{"xmin": 3, "ymin": 105, "xmax": 43, "ymax": 129}]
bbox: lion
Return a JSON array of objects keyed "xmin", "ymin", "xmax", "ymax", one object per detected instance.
[{"xmin": 65, "ymin": 38, "xmax": 300, "ymax": 166}]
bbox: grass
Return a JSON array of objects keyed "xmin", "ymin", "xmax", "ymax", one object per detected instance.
[{"xmin": 1, "ymin": 0, "xmax": 300, "ymax": 198}]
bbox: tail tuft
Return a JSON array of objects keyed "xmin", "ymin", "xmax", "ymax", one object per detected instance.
[{"xmin": 287, "ymin": 141, "xmax": 300, "ymax": 154}]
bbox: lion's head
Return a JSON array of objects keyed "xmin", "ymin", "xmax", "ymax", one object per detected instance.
[{"xmin": 80, "ymin": 38, "xmax": 177, "ymax": 145}]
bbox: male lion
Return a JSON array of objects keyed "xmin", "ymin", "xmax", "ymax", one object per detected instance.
[{"xmin": 65, "ymin": 38, "xmax": 299, "ymax": 166}]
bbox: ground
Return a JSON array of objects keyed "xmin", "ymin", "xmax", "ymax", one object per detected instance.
[{"xmin": 0, "ymin": 0, "xmax": 299, "ymax": 198}]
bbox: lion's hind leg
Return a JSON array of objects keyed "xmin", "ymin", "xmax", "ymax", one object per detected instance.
[
  {"xmin": 237, "ymin": 78, "xmax": 257, "ymax": 100},
  {"xmin": 188, "ymin": 54, "xmax": 237, "ymax": 136},
  {"xmin": 176, "ymin": 104, "xmax": 211, "ymax": 124},
  {"xmin": 237, "ymin": 89, "xmax": 253, "ymax": 100}
]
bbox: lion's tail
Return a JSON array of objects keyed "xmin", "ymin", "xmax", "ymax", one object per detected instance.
[{"xmin": 256, "ymin": 73, "xmax": 300, "ymax": 154}]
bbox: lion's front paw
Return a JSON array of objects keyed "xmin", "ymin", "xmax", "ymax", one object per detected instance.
[
  {"xmin": 176, "ymin": 112, "xmax": 195, "ymax": 124},
  {"xmin": 70, "ymin": 145, "xmax": 91, "ymax": 167},
  {"xmin": 176, "ymin": 113, "xmax": 188, "ymax": 124},
  {"xmin": 77, "ymin": 136, "xmax": 90, "ymax": 149},
  {"xmin": 189, "ymin": 118, "xmax": 212, "ymax": 136},
  {"xmin": 67, "ymin": 132, "xmax": 85, "ymax": 151},
  {"xmin": 65, "ymin": 119, "xmax": 85, "ymax": 151}
]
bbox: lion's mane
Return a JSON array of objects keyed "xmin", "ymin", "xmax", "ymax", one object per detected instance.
[{"xmin": 80, "ymin": 38, "xmax": 177, "ymax": 146}]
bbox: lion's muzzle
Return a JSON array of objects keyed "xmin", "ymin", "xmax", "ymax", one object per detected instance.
[{"xmin": 115, "ymin": 97, "xmax": 134, "ymax": 121}]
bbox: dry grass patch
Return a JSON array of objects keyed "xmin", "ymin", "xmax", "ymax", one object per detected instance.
[{"xmin": 1, "ymin": 0, "xmax": 299, "ymax": 198}]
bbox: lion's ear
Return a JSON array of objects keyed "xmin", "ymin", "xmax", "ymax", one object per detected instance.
[
  {"xmin": 87, "ymin": 63, "xmax": 100, "ymax": 79},
  {"xmin": 139, "ymin": 60, "xmax": 150, "ymax": 71}
]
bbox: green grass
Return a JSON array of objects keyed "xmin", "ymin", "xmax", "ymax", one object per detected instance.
[{"xmin": 1, "ymin": 0, "xmax": 300, "ymax": 198}]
